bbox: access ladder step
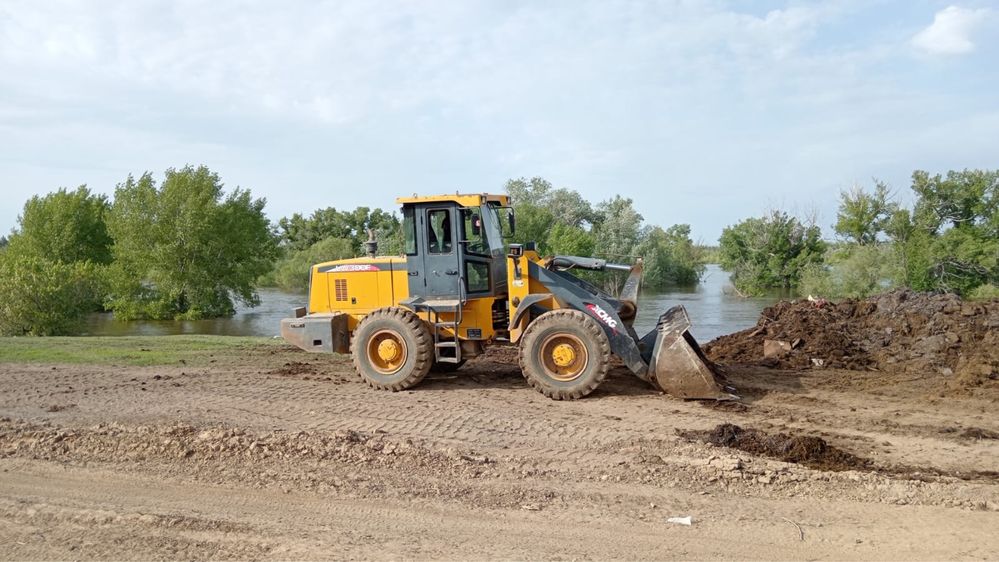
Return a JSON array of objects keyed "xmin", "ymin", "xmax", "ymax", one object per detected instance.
[
  {"xmin": 435, "ymin": 321, "xmax": 459, "ymax": 328},
  {"xmin": 435, "ymin": 341, "xmax": 458, "ymax": 348},
  {"xmin": 421, "ymin": 299, "xmax": 462, "ymax": 311}
]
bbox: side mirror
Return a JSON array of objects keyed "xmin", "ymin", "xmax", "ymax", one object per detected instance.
[
  {"xmin": 471, "ymin": 213, "xmax": 481, "ymax": 236},
  {"xmin": 506, "ymin": 208, "xmax": 516, "ymax": 238}
]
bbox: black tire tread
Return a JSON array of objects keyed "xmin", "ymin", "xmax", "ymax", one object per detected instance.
[
  {"xmin": 518, "ymin": 308, "xmax": 611, "ymax": 400},
  {"xmin": 350, "ymin": 307, "xmax": 433, "ymax": 391}
]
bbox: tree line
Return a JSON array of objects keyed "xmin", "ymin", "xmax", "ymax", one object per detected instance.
[
  {"xmin": 3, "ymin": 165, "xmax": 995, "ymax": 336},
  {"xmin": 0, "ymin": 168, "xmax": 704, "ymax": 336},
  {"xmin": 264, "ymin": 176, "xmax": 705, "ymax": 293},
  {"xmin": 0, "ymin": 166, "xmax": 279, "ymax": 335},
  {"xmin": 718, "ymin": 169, "xmax": 999, "ymax": 300}
]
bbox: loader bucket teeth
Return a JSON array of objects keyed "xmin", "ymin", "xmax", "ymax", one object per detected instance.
[{"xmin": 649, "ymin": 306, "xmax": 738, "ymax": 400}]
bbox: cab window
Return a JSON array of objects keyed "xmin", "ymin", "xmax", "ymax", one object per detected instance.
[
  {"xmin": 465, "ymin": 261, "xmax": 490, "ymax": 293},
  {"xmin": 427, "ymin": 209, "xmax": 452, "ymax": 254},
  {"xmin": 461, "ymin": 207, "xmax": 489, "ymax": 255},
  {"xmin": 403, "ymin": 207, "xmax": 417, "ymax": 255}
]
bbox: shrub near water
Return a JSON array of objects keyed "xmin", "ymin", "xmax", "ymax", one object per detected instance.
[
  {"xmin": 269, "ymin": 237, "xmax": 355, "ymax": 291},
  {"xmin": 799, "ymin": 244, "xmax": 900, "ymax": 299},
  {"xmin": 0, "ymin": 255, "xmax": 104, "ymax": 336},
  {"xmin": 718, "ymin": 210, "xmax": 826, "ymax": 295}
]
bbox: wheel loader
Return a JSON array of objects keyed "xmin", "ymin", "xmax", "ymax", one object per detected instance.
[{"xmin": 280, "ymin": 193, "xmax": 736, "ymax": 400}]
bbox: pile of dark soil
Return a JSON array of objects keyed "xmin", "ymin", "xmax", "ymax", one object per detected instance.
[
  {"xmin": 681, "ymin": 423, "xmax": 872, "ymax": 472},
  {"xmin": 704, "ymin": 290, "xmax": 999, "ymax": 387}
]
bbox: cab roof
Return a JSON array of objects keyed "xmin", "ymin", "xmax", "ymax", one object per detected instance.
[{"xmin": 395, "ymin": 193, "xmax": 510, "ymax": 207}]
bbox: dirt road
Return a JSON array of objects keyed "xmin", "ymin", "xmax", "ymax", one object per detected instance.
[{"xmin": 1, "ymin": 341, "xmax": 998, "ymax": 560}]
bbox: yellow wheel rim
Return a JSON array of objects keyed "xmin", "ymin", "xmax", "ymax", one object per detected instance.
[
  {"xmin": 367, "ymin": 329, "xmax": 408, "ymax": 375},
  {"xmin": 551, "ymin": 343, "xmax": 576, "ymax": 367},
  {"xmin": 540, "ymin": 333, "xmax": 588, "ymax": 381}
]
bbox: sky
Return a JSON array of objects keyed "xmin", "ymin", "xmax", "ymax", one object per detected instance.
[{"xmin": 1, "ymin": 0, "xmax": 996, "ymax": 244}]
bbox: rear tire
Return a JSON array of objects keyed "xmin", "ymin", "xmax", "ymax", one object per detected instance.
[
  {"xmin": 351, "ymin": 307, "xmax": 433, "ymax": 391},
  {"xmin": 519, "ymin": 309, "xmax": 610, "ymax": 400}
]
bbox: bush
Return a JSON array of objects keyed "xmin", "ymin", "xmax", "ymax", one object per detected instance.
[
  {"xmin": 277, "ymin": 206, "xmax": 403, "ymax": 255},
  {"xmin": 637, "ymin": 225, "xmax": 705, "ymax": 287},
  {"xmin": 967, "ymin": 284, "xmax": 999, "ymax": 301},
  {"xmin": 799, "ymin": 245, "xmax": 900, "ymax": 299},
  {"xmin": 546, "ymin": 224, "xmax": 595, "ymax": 256},
  {"xmin": 270, "ymin": 237, "xmax": 355, "ymax": 291},
  {"xmin": 0, "ymin": 255, "xmax": 104, "ymax": 336},
  {"xmin": 718, "ymin": 210, "xmax": 826, "ymax": 295}
]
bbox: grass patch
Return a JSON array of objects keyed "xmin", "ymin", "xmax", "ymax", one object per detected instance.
[{"xmin": 0, "ymin": 335, "xmax": 283, "ymax": 366}]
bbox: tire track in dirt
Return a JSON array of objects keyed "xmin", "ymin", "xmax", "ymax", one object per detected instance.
[{"xmin": 155, "ymin": 371, "xmax": 650, "ymax": 462}]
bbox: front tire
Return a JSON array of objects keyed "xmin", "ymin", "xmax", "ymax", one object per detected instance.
[
  {"xmin": 351, "ymin": 307, "xmax": 433, "ymax": 391},
  {"xmin": 519, "ymin": 309, "xmax": 611, "ymax": 400}
]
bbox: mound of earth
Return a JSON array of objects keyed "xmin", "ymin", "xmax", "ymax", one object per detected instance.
[
  {"xmin": 704, "ymin": 290, "xmax": 999, "ymax": 387},
  {"xmin": 680, "ymin": 423, "xmax": 872, "ymax": 472}
]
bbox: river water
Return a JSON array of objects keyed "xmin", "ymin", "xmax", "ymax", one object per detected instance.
[{"xmin": 84, "ymin": 264, "xmax": 784, "ymax": 342}]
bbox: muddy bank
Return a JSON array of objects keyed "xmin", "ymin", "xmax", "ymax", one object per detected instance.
[{"xmin": 704, "ymin": 290, "xmax": 999, "ymax": 390}]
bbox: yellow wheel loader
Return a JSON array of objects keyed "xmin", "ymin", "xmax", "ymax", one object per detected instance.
[{"xmin": 281, "ymin": 193, "xmax": 736, "ymax": 401}]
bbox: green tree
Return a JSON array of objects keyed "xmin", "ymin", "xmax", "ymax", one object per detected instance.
[
  {"xmin": 106, "ymin": 166, "xmax": 278, "ymax": 320},
  {"xmin": 590, "ymin": 196, "xmax": 644, "ymax": 292},
  {"xmin": 505, "ymin": 176, "xmax": 554, "ymax": 207},
  {"xmin": 718, "ymin": 210, "xmax": 826, "ymax": 295},
  {"xmin": 505, "ymin": 178, "xmax": 706, "ymax": 290},
  {"xmin": 0, "ymin": 254, "xmax": 104, "ymax": 336},
  {"xmin": 637, "ymin": 224, "xmax": 705, "ymax": 287},
  {"xmin": 834, "ymin": 181, "xmax": 895, "ymax": 245},
  {"xmin": 6, "ymin": 186, "xmax": 112, "ymax": 264},
  {"xmin": 884, "ymin": 208, "xmax": 935, "ymax": 291},
  {"xmin": 546, "ymin": 223, "xmax": 595, "ymax": 256},
  {"xmin": 366, "ymin": 208, "xmax": 404, "ymax": 255},
  {"xmin": 592, "ymin": 196, "xmax": 642, "ymax": 261},
  {"xmin": 504, "ymin": 177, "xmax": 596, "ymax": 253},
  {"xmin": 271, "ymin": 237, "xmax": 355, "ymax": 291},
  {"xmin": 889, "ymin": 169, "xmax": 999, "ymax": 295},
  {"xmin": 911, "ymin": 169, "xmax": 999, "ymax": 234},
  {"xmin": 278, "ymin": 206, "xmax": 401, "ymax": 255},
  {"xmin": 504, "ymin": 177, "xmax": 557, "ymax": 251},
  {"xmin": 799, "ymin": 244, "xmax": 900, "ymax": 299},
  {"xmin": 548, "ymin": 188, "xmax": 596, "ymax": 228},
  {"xmin": 928, "ymin": 225, "xmax": 998, "ymax": 295}
]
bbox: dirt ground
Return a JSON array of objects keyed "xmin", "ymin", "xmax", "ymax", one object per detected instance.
[{"xmin": 2, "ymin": 320, "xmax": 999, "ymax": 559}]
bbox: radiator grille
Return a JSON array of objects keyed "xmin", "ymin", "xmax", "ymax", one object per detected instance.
[{"xmin": 334, "ymin": 279, "xmax": 348, "ymax": 302}]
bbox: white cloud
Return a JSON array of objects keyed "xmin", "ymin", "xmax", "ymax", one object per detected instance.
[
  {"xmin": 0, "ymin": 2, "xmax": 996, "ymax": 242},
  {"xmin": 912, "ymin": 5, "xmax": 990, "ymax": 56}
]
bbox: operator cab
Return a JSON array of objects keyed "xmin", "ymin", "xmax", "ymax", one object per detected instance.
[{"xmin": 397, "ymin": 193, "xmax": 513, "ymax": 301}]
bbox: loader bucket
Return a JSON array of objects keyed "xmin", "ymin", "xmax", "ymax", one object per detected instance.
[{"xmin": 648, "ymin": 306, "xmax": 738, "ymax": 400}]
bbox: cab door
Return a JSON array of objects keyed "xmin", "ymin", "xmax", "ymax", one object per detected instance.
[{"xmin": 420, "ymin": 206, "xmax": 462, "ymax": 298}]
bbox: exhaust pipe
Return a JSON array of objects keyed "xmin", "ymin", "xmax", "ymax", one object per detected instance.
[{"xmin": 364, "ymin": 229, "xmax": 378, "ymax": 258}]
